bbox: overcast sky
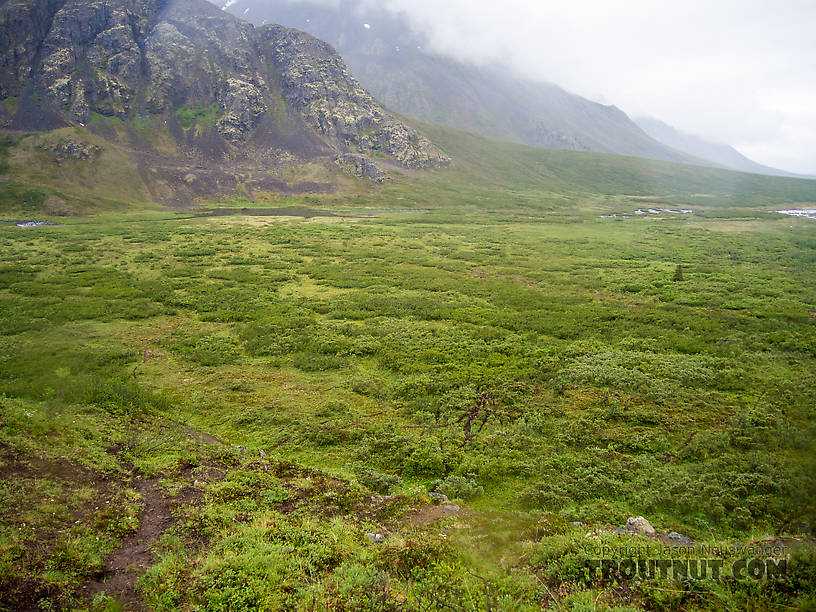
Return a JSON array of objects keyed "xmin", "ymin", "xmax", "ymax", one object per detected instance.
[{"xmin": 340, "ymin": 0, "xmax": 816, "ymax": 174}]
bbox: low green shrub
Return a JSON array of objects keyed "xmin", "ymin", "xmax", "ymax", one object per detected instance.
[
  {"xmin": 353, "ymin": 465, "xmax": 403, "ymax": 494},
  {"xmin": 432, "ymin": 473, "xmax": 484, "ymax": 501}
]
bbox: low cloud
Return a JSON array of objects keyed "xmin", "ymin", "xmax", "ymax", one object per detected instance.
[{"xmin": 255, "ymin": 0, "xmax": 816, "ymax": 173}]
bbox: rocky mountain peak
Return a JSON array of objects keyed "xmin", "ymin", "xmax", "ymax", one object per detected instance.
[{"xmin": 0, "ymin": 0, "xmax": 448, "ymax": 191}]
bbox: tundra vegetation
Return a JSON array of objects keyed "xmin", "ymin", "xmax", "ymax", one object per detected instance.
[{"xmin": 0, "ymin": 127, "xmax": 815, "ymax": 610}]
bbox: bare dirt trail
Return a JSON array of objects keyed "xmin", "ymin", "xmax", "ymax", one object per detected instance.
[
  {"xmin": 85, "ymin": 476, "xmax": 173, "ymax": 610},
  {"xmin": 84, "ymin": 423, "xmax": 222, "ymax": 609}
]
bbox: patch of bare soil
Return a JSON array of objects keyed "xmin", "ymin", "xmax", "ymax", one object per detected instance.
[
  {"xmin": 80, "ymin": 421, "xmax": 230, "ymax": 608},
  {"xmin": 85, "ymin": 477, "xmax": 173, "ymax": 610},
  {"xmin": 130, "ymin": 150, "xmax": 336, "ymax": 209},
  {"xmin": 0, "ymin": 442, "xmax": 105, "ymax": 485},
  {"xmin": 401, "ymin": 504, "xmax": 472, "ymax": 527}
]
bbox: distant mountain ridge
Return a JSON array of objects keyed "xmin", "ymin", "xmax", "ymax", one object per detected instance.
[
  {"xmin": 215, "ymin": 0, "xmax": 805, "ymax": 178},
  {"xmin": 214, "ymin": 0, "xmax": 704, "ymax": 165},
  {"xmin": 635, "ymin": 117, "xmax": 800, "ymax": 178}
]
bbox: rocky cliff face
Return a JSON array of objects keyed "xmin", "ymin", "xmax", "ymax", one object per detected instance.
[
  {"xmin": 263, "ymin": 25, "xmax": 448, "ymax": 170},
  {"xmin": 0, "ymin": 0, "xmax": 448, "ymax": 181}
]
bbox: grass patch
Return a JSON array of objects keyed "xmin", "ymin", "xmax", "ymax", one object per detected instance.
[{"xmin": 175, "ymin": 103, "xmax": 223, "ymax": 129}]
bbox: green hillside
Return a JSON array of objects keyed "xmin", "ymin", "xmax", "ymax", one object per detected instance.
[{"xmin": 419, "ymin": 123, "xmax": 816, "ymax": 203}]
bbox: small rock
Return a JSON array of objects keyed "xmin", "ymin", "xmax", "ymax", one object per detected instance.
[
  {"xmin": 668, "ymin": 532, "xmax": 691, "ymax": 544},
  {"xmin": 441, "ymin": 504, "xmax": 460, "ymax": 512},
  {"xmin": 626, "ymin": 516, "xmax": 656, "ymax": 536},
  {"xmin": 429, "ymin": 492, "xmax": 448, "ymax": 503},
  {"xmin": 365, "ymin": 533, "xmax": 384, "ymax": 544},
  {"xmin": 236, "ymin": 445, "xmax": 247, "ymax": 454},
  {"xmin": 570, "ymin": 521, "xmax": 584, "ymax": 527}
]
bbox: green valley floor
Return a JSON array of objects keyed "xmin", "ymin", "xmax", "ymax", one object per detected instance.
[{"xmin": 1, "ymin": 196, "xmax": 815, "ymax": 610}]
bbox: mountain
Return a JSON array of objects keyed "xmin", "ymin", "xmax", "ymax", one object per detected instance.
[
  {"xmin": 635, "ymin": 117, "xmax": 799, "ymax": 178},
  {"xmin": 213, "ymin": 0, "xmax": 702, "ymax": 165},
  {"xmin": 0, "ymin": 0, "xmax": 448, "ymax": 205}
]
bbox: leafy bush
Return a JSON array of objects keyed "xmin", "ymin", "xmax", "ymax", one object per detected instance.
[
  {"xmin": 240, "ymin": 311, "xmax": 315, "ymax": 357},
  {"xmin": 67, "ymin": 376, "xmax": 170, "ymax": 416},
  {"xmin": 401, "ymin": 444, "xmax": 446, "ymax": 478},
  {"xmin": 432, "ymin": 474, "xmax": 483, "ymax": 501},
  {"xmin": 304, "ymin": 422, "xmax": 362, "ymax": 447},
  {"xmin": 171, "ymin": 334, "xmax": 241, "ymax": 366},
  {"xmin": 207, "ymin": 470, "xmax": 290, "ymax": 510},
  {"xmin": 353, "ymin": 465, "xmax": 402, "ymax": 494}
]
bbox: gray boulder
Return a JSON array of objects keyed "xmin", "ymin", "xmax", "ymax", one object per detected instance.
[
  {"xmin": 668, "ymin": 531, "xmax": 691, "ymax": 544},
  {"xmin": 625, "ymin": 516, "xmax": 656, "ymax": 536}
]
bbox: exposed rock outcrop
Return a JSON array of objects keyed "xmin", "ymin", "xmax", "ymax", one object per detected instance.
[
  {"xmin": 263, "ymin": 25, "xmax": 449, "ymax": 170},
  {"xmin": 334, "ymin": 154, "xmax": 389, "ymax": 183},
  {"xmin": 38, "ymin": 139, "xmax": 103, "ymax": 163},
  {"xmin": 0, "ymin": 0, "xmax": 448, "ymax": 180}
]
